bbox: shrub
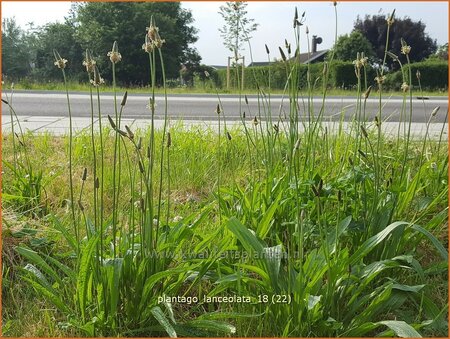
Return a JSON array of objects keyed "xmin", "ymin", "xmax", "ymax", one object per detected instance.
[
  {"xmin": 217, "ymin": 61, "xmax": 378, "ymax": 91},
  {"xmin": 385, "ymin": 61, "xmax": 448, "ymax": 91}
]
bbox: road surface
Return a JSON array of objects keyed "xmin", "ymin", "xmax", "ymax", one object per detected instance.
[{"xmin": 1, "ymin": 90, "xmax": 448, "ymax": 123}]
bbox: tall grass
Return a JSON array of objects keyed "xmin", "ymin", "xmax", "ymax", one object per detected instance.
[{"xmin": 3, "ymin": 5, "xmax": 448, "ymax": 338}]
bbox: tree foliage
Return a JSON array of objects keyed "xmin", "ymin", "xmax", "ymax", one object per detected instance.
[
  {"xmin": 354, "ymin": 14, "xmax": 437, "ymax": 69},
  {"xmin": 330, "ymin": 31, "xmax": 375, "ymax": 62},
  {"xmin": 33, "ymin": 21, "xmax": 84, "ymax": 81},
  {"xmin": 1, "ymin": 18, "xmax": 33, "ymax": 80},
  {"xmin": 218, "ymin": 1, "xmax": 258, "ymax": 56},
  {"xmin": 1, "ymin": 2, "xmax": 200, "ymax": 85},
  {"xmin": 74, "ymin": 1, "xmax": 200, "ymax": 85}
]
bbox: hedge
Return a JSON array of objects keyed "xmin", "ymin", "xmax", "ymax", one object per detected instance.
[
  {"xmin": 214, "ymin": 60, "xmax": 447, "ymax": 91},
  {"xmin": 384, "ymin": 61, "xmax": 448, "ymax": 91}
]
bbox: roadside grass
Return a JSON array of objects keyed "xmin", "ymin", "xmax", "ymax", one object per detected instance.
[
  {"xmin": 2, "ymin": 7, "xmax": 449, "ymax": 338},
  {"xmin": 2, "ymin": 121, "xmax": 448, "ymax": 337},
  {"xmin": 3, "ymin": 80, "xmax": 447, "ymax": 98}
]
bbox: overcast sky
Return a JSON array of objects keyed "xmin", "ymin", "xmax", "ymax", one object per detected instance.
[{"xmin": 2, "ymin": 1, "xmax": 448, "ymax": 65}]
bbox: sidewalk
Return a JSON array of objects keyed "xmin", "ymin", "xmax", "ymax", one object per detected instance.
[{"xmin": 1, "ymin": 115, "xmax": 448, "ymax": 139}]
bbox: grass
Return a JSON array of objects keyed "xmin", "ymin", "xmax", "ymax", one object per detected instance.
[
  {"xmin": 4, "ymin": 79, "xmax": 448, "ymax": 98},
  {"xmin": 2, "ymin": 6, "xmax": 449, "ymax": 338}
]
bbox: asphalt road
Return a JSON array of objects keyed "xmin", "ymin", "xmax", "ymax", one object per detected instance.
[{"xmin": 1, "ymin": 90, "xmax": 448, "ymax": 123}]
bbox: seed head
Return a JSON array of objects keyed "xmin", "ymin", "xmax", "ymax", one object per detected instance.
[
  {"xmin": 167, "ymin": 132, "xmax": 172, "ymax": 147},
  {"xmin": 358, "ymin": 149, "xmax": 367, "ymax": 158},
  {"xmin": 145, "ymin": 17, "xmax": 165, "ymax": 50},
  {"xmin": 107, "ymin": 115, "xmax": 116, "ymax": 129},
  {"xmin": 91, "ymin": 66, "xmax": 105, "ymax": 87},
  {"xmin": 138, "ymin": 160, "xmax": 145, "ymax": 173},
  {"xmin": 121, "ymin": 91, "xmax": 128, "ymax": 106},
  {"xmin": 142, "ymin": 35, "xmax": 154, "ymax": 53},
  {"xmin": 82, "ymin": 168, "xmax": 88, "ymax": 181},
  {"xmin": 82, "ymin": 49, "xmax": 96, "ymax": 73},
  {"xmin": 279, "ymin": 47, "xmax": 287, "ymax": 62},
  {"xmin": 353, "ymin": 57, "xmax": 362, "ymax": 70},
  {"xmin": 53, "ymin": 50, "xmax": 67, "ymax": 69},
  {"xmin": 95, "ymin": 177, "xmax": 100, "ymax": 189},
  {"xmin": 265, "ymin": 44, "xmax": 270, "ymax": 54},
  {"xmin": 416, "ymin": 70, "xmax": 421, "ymax": 80},
  {"xmin": 431, "ymin": 106, "xmax": 440, "ymax": 117},
  {"xmin": 374, "ymin": 116, "xmax": 381, "ymax": 128},
  {"xmin": 117, "ymin": 129, "xmax": 128, "ymax": 138},
  {"xmin": 363, "ymin": 86, "xmax": 372, "ymax": 99},
  {"xmin": 125, "ymin": 125, "xmax": 134, "ymax": 140},
  {"xmin": 273, "ymin": 124, "xmax": 279, "ymax": 134},
  {"xmin": 400, "ymin": 38, "xmax": 411, "ymax": 55},
  {"xmin": 400, "ymin": 82, "xmax": 409, "ymax": 92},
  {"xmin": 360, "ymin": 125, "xmax": 368, "ymax": 138},
  {"xmin": 226, "ymin": 131, "xmax": 232, "ymax": 141},
  {"xmin": 215, "ymin": 104, "xmax": 221, "ymax": 115},
  {"xmin": 387, "ymin": 9, "xmax": 395, "ymax": 26},
  {"xmin": 107, "ymin": 41, "xmax": 122, "ymax": 64},
  {"xmin": 137, "ymin": 137, "xmax": 143, "ymax": 150},
  {"xmin": 253, "ymin": 116, "xmax": 258, "ymax": 126},
  {"xmin": 374, "ymin": 75, "xmax": 386, "ymax": 86},
  {"xmin": 360, "ymin": 55, "xmax": 368, "ymax": 67}
]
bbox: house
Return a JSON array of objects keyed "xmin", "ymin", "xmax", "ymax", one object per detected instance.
[{"xmin": 247, "ymin": 35, "xmax": 328, "ymax": 67}]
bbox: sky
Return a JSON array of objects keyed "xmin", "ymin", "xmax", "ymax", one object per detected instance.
[{"xmin": 1, "ymin": 1, "xmax": 448, "ymax": 66}]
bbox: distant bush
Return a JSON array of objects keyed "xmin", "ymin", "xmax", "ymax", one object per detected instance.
[
  {"xmin": 217, "ymin": 61, "xmax": 378, "ymax": 91},
  {"xmin": 384, "ymin": 61, "xmax": 448, "ymax": 91}
]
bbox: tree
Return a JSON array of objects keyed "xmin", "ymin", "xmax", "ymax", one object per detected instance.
[
  {"xmin": 73, "ymin": 1, "xmax": 200, "ymax": 85},
  {"xmin": 1, "ymin": 17, "xmax": 33, "ymax": 80},
  {"xmin": 33, "ymin": 21, "xmax": 84, "ymax": 81},
  {"xmin": 354, "ymin": 14, "xmax": 437, "ymax": 69},
  {"xmin": 218, "ymin": 1, "xmax": 258, "ymax": 57},
  {"xmin": 330, "ymin": 31, "xmax": 375, "ymax": 62},
  {"xmin": 427, "ymin": 43, "xmax": 448, "ymax": 61}
]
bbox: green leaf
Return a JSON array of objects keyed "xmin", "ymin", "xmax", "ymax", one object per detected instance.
[
  {"xmin": 377, "ymin": 320, "xmax": 422, "ymax": 338},
  {"xmin": 76, "ymin": 235, "xmax": 98, "ymax": 322},
  {"xmin": 411, "ymin": 224, "xmax": 448, "ymax": 261},
  {"xmin": 11, "ymin": 227, "xmax": 37, "ymax": 238},
  {"xmin": 22, "ymin": 276, "xmax": 70, "ymax": 314},
  {"xmin": 307, "ymin": 294, "xmax": 322, "ymax": 310},
  {"xmin": 392, "ymin": 284, "xmax": 425, "ymax": 293},
  {"xmin": 263, "ymin": 244, "xmax": 283, "ymax": 290},
  {"xmin": 22, "ymin": 264, "xmax": 52, "ymax": 289},
  {"xmin": 187, "ymin": 319, "xmax": 236, "ymax": 335},
  {"xmin": 329, "ymin": 215, "xmax": 352, "ymax": 254},
  {"xmin": 349, "ymin": 221, "xmax": 410, "ymax": 265},
  {"xmin": 141, "ymin": 267, "xmax": 187, "ymax": 307},
  {"xmin": 15, "ymin": 246, "xmax": 62, "ymax": 285},
  {"xmin": 257, "ymin": 191, "xmax": 282, "ymax": 239},
  {"xmin": 103, "ymin": 258, "xmax": 123, "ymax": 317},
  {"xmin": 50, "ymin": 214, "xmax": 77, "ymax": 252},
  {"xmin": 44, "ymin": 254, "xmax": 76, "ymax": 282},
  {"xmin": 227, "ymin": 217, "xmax": 264, "ymax": 255},
  {"xmin": 151, "ymin": 306, "xmax": 177, "ymax": 338}
]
